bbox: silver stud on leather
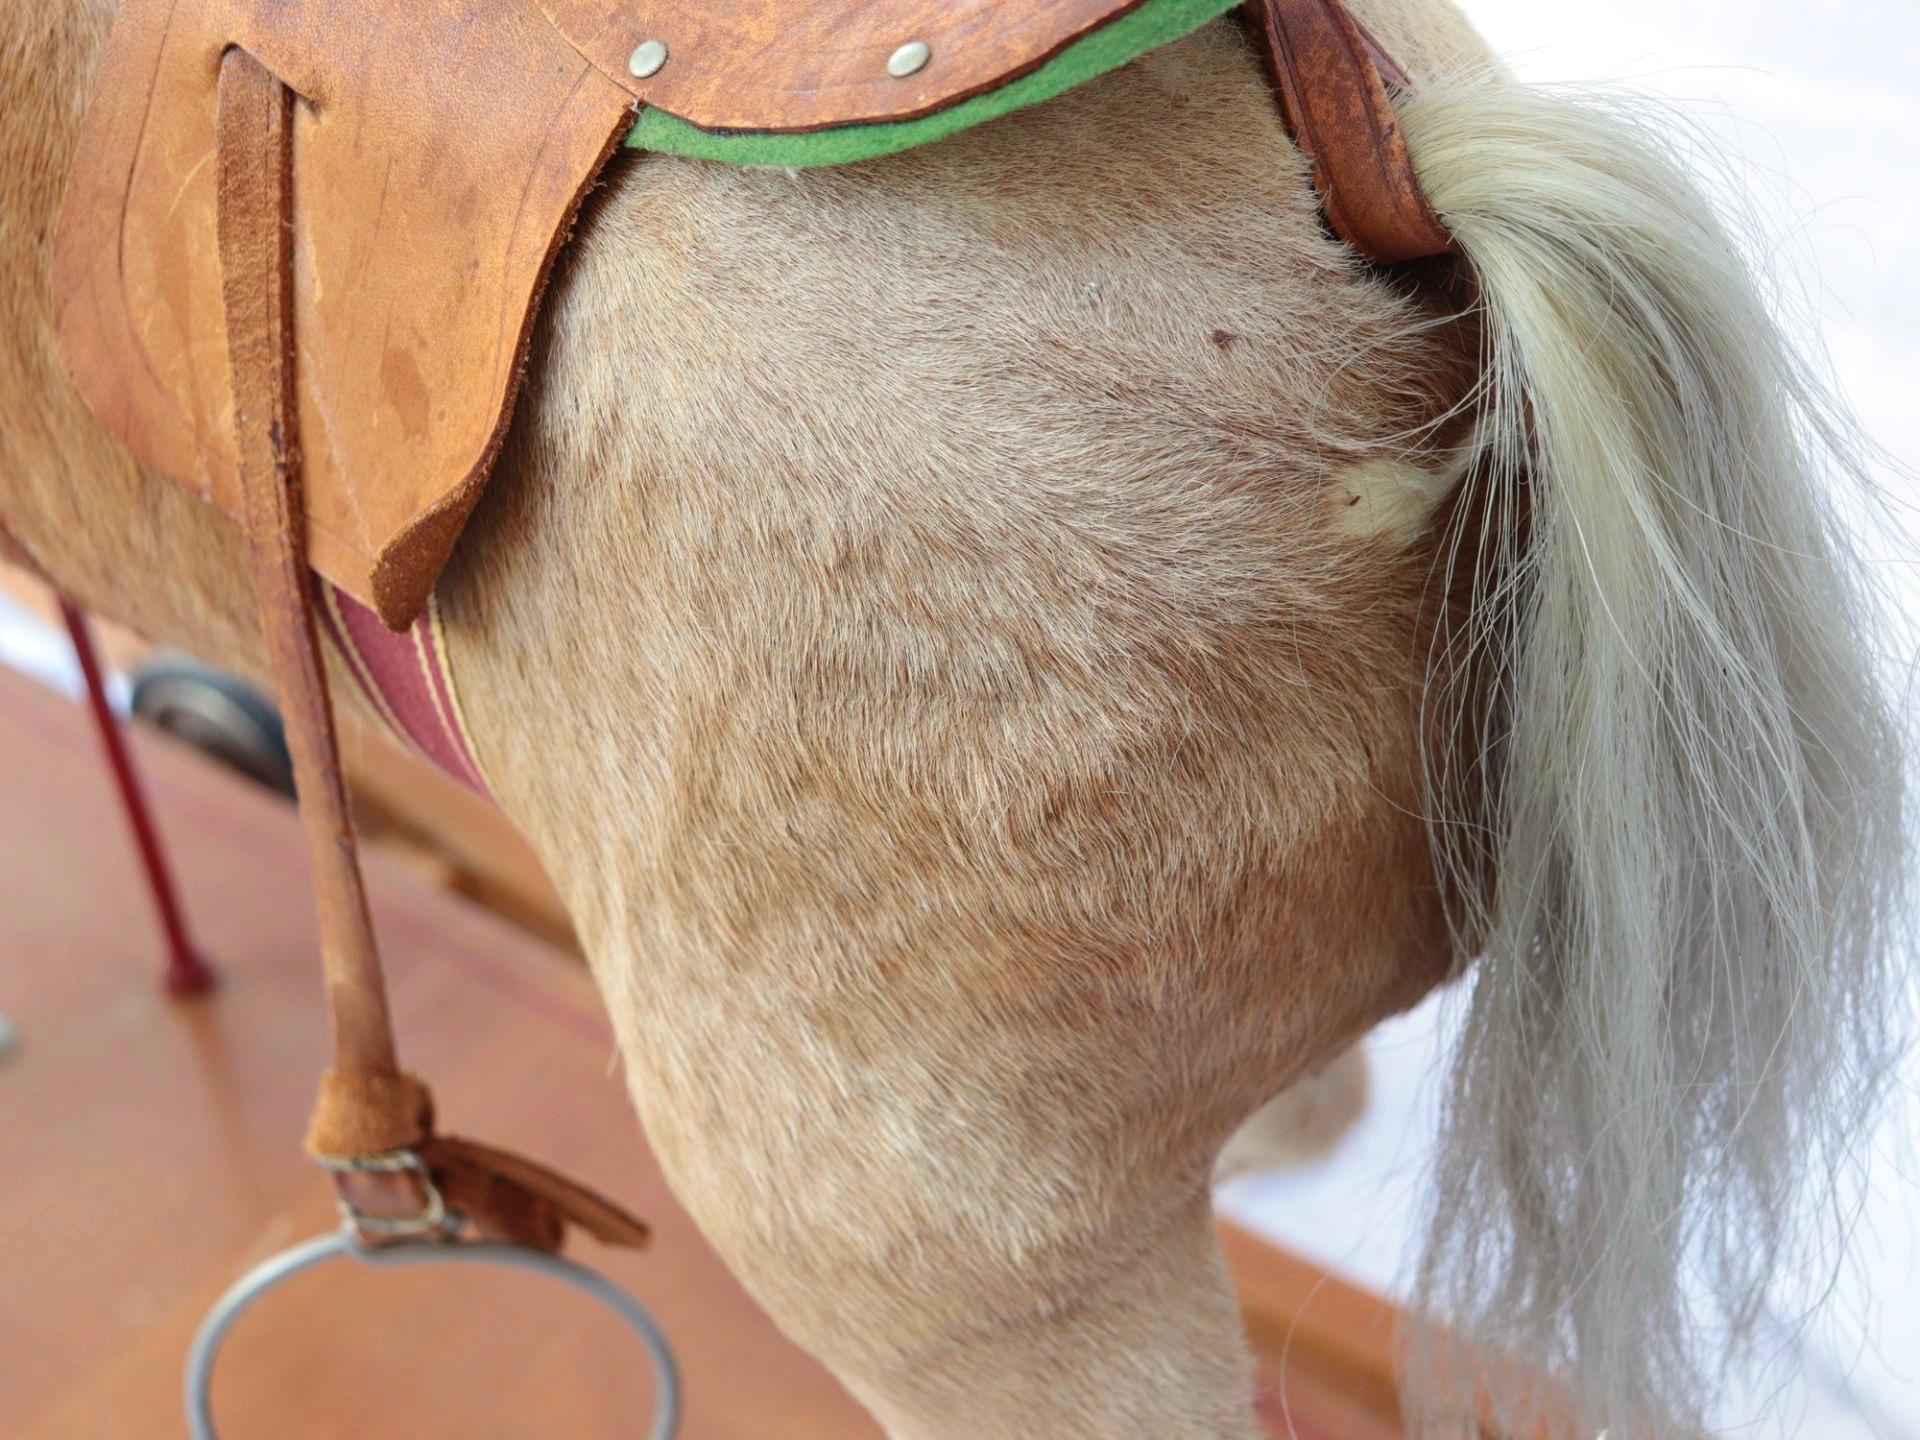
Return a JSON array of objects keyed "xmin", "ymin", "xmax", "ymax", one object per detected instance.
[
  {"xmin": 628, "ymin": 39, "xmax": 668, "ymax": 79},
  {"xmin": 887, "ymin": 41, "xmax": 930, "ymax": 78}
]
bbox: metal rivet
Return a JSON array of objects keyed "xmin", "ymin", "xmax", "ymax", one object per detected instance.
[
  {"xmin": 628, "ymin": 39, "xmax": 668, "ymax": 79},
  {"xmin": 887, "ymin": 40, "xmax": 930, "ymax": 78}
]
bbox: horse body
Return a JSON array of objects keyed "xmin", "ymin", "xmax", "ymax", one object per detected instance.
[{"xmin": 4, "ymin": 3, "xmax": 1903, "ymax": 1438}]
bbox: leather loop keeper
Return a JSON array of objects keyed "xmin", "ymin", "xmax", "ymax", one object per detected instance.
[
  {"xmin": 1245, "ymin": 0, "xmax": 1455, "ymax": 265},
  {"xmin": 304, "ymin": 1067, "xmax": 435, "ymax": 1159}
]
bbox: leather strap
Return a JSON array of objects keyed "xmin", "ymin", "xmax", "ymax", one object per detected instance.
[
  {"xmin": 1245, "ymin": 0, "xmax": 1454, "ymax": 265},
  {"xmin": 214, "ymin": 47, "xmax": 644, "ymax": 1254},
  {"xmin": 216, "ymin": 46, "xmax": 400, "ymax": 1083},
  {"xmin": 422, "ymin": 1136, "xmax": 655, "ymax": 1251}
]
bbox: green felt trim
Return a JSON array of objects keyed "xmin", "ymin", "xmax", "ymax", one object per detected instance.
[{"xmin": 625, "ymin": 0, "xmax": 1239, "ymax": 168}]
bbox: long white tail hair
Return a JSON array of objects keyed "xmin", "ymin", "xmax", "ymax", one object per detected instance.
[{"xmin": 1393, "ymin": 76, "xmax": 1908, "ymax": 1438}]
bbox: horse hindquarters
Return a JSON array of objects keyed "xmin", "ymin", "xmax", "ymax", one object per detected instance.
[{"xmin": 438, "ymin": 112, "xmax": 1467, "ymax": 1440}]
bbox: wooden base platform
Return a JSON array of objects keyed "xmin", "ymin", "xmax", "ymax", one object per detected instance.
[{"xmin": 0, "ymin": 656, "xmax": 1406, "ymax": 1438}]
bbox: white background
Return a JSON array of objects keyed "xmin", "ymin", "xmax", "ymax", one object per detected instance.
[{"xmin": 1220, "ymin": 4, "xmax": 1920, "ymax": 1436}]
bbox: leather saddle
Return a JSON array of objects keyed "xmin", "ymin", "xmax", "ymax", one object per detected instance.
[{"xmin": 54, "ymin": 0, "xmax": 1448, "ymax": 633}]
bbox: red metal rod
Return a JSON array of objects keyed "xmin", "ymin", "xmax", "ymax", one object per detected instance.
[{"xmin": 58, "ymin": 599, "xmax": 215, "ymax": 996}]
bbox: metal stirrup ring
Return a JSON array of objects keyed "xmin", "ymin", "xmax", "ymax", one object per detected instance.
[{"xmin": 184, "ymin": 1226, "xmax": 681, "ymax": 1439}]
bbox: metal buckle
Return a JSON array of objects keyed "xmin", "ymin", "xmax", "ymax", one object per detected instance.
[{"xmin": 316, "ymin": 1148, "xmax": 450, "ymax": 1238}]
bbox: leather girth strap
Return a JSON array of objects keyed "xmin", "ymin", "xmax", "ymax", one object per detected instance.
[
  {"xmin": 213, "ymin": 46, "xmax": 645, "ymax": 1254},
  {"xmin": 1245, "ymin": 0, "xmax": 1454, "ymax": 266}
]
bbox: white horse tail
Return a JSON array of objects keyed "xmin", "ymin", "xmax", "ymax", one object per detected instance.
[{"xmin": 1392, "ymin": 78, "xmax": 1908, "ymax": 1437}]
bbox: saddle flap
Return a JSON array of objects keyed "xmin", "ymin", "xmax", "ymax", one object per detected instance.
[
  {"xmin": 539, "ymin": 0, "xmax": 1155, "ymax": 133},
  {"xmin": 54, "ymin": 0, "xmax": 636, "ymax": 629}
]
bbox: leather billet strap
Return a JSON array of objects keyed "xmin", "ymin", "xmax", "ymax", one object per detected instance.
[
  {"xmin": 213, "ymin": 47, "xmax": 645, "ymax": 1254},
  {"xmin": 215, "ymin": 47, "xmax": 396, "ymax": 1084},
  {"xmin": 1244, "ymin": 0, "xmax": 1454, "ymax": 265}
]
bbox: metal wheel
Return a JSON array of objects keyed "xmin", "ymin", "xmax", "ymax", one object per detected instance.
[{"xmin": 130, "ymin": 657, "xmax": 293, "ymax": 794}]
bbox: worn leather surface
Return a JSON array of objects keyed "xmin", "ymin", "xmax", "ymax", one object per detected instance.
[
  {"xmin": 425, "ymin": 1136, "xmax": 653, "ymax": 1250},
  {"xmin": 305, "ymin": 1067, "xmax": 436, "ymax": 1158},
  {"xmin": 1246, "ymin": 0, "xmax": 1454, "ymax": 265},
  {"xmin": 542, "ymin": 0, "xmax": 1151, "ymax": 132},
  {"xmin": 216, "ymin": 45, "xmax": 402, "ymax": 1083},
  {"xmin": 55, "ymin": 0, "xmax": 635, "ymax": 630}
]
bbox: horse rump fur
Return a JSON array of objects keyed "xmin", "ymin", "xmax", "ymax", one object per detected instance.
[{"xmin": 1395, "ymin": 76, "xmax": 1908, "ymax": 1438}]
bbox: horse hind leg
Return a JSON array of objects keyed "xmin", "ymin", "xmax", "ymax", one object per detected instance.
[
  {"xmin": 587, "ymin": 948, "xmax": 1263, "ymax": 1440},
  {"xmin": 835, "ymin": 1200, "xmax": 1255, "ymax": 1440}
]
